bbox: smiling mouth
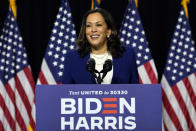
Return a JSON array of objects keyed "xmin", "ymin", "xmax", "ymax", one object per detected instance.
[{"xmin": 90, "ymin": 35, "xmax": 100, "ymax": 40}]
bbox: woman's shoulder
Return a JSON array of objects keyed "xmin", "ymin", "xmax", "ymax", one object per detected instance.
[
  {"xmin": 66, "ymin": 50, "xmax": 88, "ymax": 60},
  {"xmin": 123, "ymin": 46, "xmax": 135, "ymax": 56},
  {"xmin": 66, "ymin": 50, "xmax": 79, "ymax": 57},
  {"xmin": 64, "ymin": 50, "xmax": 78, "ymax": 62}
]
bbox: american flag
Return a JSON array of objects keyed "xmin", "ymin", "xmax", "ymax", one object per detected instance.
[
  {"xmin": 37, "ymin": 0, "xmax": 77, "ymax": 84},
  {"xmin": 161, "ymin": 7, "xmax": 196, "ymax": 131},
  {"xmin": 119, "ymin": 0, "xmax": 158, "ymax": 84},
  {"xmin": 0, "ymin": 9, "xmax": 35, "ymax": 131}
]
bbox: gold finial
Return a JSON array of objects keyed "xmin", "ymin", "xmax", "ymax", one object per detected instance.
[
  {"xmin": 91, "ymin": 0, "xmax": 101, "ymax": 10},
  {"xmin": 135, "ymin": 0, "xmax": 138, "ymax": 7},
  {"xmin": 97, "ymin": 0, "xmax": 101, "ymax": 4},
  {"xmin": 9, "ymin": 0, "xmax": 17, "ymax": 18},
  {"xmin": 181, "ymin": 0, "xmax": 190, "ymax": 18}
]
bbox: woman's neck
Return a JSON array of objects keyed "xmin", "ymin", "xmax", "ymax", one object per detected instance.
[{"xmin": 91, "ymin": 44, "xmax": 108, "ymax": 55}]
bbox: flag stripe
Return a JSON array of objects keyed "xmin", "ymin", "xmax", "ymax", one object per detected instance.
[
  {"xmin": 162, "ymin": 89, "xmax": 183, "ymax": 131},
  {"xmin": 38, "ymin": 70, "xmax": 48, "ymax": 84},
  {"xmin": 173, "ymin": 83, "xmax": 196, "ymax": 130},
  {"xmin": 0, "ymin": 120, "xmax": 5, "ymax": 131},
  {"xmin": 143, "ymin": 60, "xmax": 158, "ymax": 83},
  {"xmin": 16, "ymin": 123, "xmax": 21, "ymax": 131},
  {"xmin": 9, "ymin": 80, "xmax": 30, "ymax": 131},
  {"xmin": 14, "ymin": 75, "xmax": 34, "ymax": 130},
  {"xmin": 40, "ymin": 59, "xmax": 56, "ymax": 84},
  {"xmin": 163, "ymin": 121, "xmax": 169, "ymax": 131},
  {"xmin": 30, "ymin": 104, "xmax": 36, "ymax": 130},
  {"xmin": 23, "ymin": 67, "xmax": 36, "ymax": 127},
  {"xmin": 0, "ymin": 108, "xmax": 6, "ymax": 131},
  {"xmin": 161, "ymin": 76, "xmax": 185, "ymax": 131},
  {"xmin": 0, "ymin": 81, "xmax": 15, "ymax": 123},
  {"xmin": 36, "ymin": 79, "xmax": 41, "ymax": 85},
  {"xmin": 180, "ymin": 80, "xmax": 196, "ymax": 128},
  {"xmin": 14, "ymin": 76, "xmax": 31, "ymax": 117},
  {"xmin": 0, "ymin": 82, "xmax": 17, "ymax": 131},
  {"xmin": 0, "ymin": 103, "xmax": 12, "ymax": 131},
  {"xmin": 188, "ymin": 73, "xmax": 196, "ymax": 96},
  {"xmin": 150, "ymin": 60, "xmax": 158, "ymax": 79},
  {"xmin": 15, "ymin": 76, "xmax": 34, "ymax": 127},
  {"xmin": 17, "ymin": 67, "xmax": 35, "ymax": 129},
  {"xmin": 138, "ymin": 75, "xmax": 143, "ymax": 84},
  {"xmin": 15, "ymin": 105, "xmax": 27, "ymax": 131},
  {"xmin": 13, "ymin": 85, "xmax": 30, "ymax": 131},
  {"xmin": 163, "ymin": 76, "xmax": 191, "ymax": 131},
  {"xmin": 161, "ymin": 118, "xmax": 165, "ymax": 131},
  {"xmin": 8, "ymin": 78, "xmax": 30, "ymax": 130},
  {"xmin": 4, "ymin": 83, "xmax": 15, "ymax": 108},
  {"xmin": 18, "ymin": 69, "xmax": 34, "ymax": 107},
  {"xmin": 24, "ymin": 66, "xmax": 35, "ymax": 94},
  {"xmin": 138, "ymin": 65, "xmax": 151, "ymax": 84},
  {"xmin": 162, "ymin": 106, "xmax": 176, "ymax": 131},
  {"xmin": 183, "ymin": 76, "xmax": 196, "ymax": 111},
  {"xmin": 0, "ymin": 94, "xmax": 15, "ymax": 131}
]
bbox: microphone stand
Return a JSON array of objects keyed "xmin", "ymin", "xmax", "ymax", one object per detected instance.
[
  {"xmin": 96, "ymin": 71, "xmax": 103, "ymax": 84},
  {"xmin": 86, "ymin": 58, "xmax": 112, "ymax": 84}
]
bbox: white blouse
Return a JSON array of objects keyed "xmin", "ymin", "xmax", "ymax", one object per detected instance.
[{"xmin": 90, "ymin": 52, "xmax": 113, "ymax": 84}]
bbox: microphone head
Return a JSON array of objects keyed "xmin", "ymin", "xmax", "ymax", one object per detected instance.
[
  {"xmin": 103, "ymin": 59, "xmax": 112, "ymax": 72},
  {"xmin": 86, "ymin": 58, "xmax": 95, "ymax": 73}
]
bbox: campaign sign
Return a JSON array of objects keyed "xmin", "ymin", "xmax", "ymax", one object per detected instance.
[{"xmin": 36, "ymin": 84, "xmax": 161, "ymax": 131}]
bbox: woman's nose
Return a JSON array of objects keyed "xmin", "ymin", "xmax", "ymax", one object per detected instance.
[{"xmin": 91, "ymin": 25, "xmax": 97, "ymax": 32}]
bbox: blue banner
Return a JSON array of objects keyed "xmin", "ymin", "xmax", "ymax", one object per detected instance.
[{"xmin": 36, "ymin": 84, "xmax": 161, "ymax": 131}]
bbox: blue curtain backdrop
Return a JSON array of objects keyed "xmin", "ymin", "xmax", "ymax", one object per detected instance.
[{"xmin": 0, "ymin": 0, "xmax": 196, "ymax": 81}]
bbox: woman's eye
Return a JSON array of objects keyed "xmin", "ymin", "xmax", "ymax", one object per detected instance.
[
  {"xmin": 97, "ymin": 24, "xmax": 102, "ymax": 26},
  {"xmin": 86, "ymin": 25, "xmax": 91, "ymax": 28}
]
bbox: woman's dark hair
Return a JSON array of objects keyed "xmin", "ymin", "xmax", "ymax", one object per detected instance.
[{"xmin": 76, "ymin": 8, "xmax": 125, "ymax": 58}]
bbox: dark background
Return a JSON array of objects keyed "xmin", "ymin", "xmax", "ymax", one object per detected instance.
[{"xmin": 0, "ymin": 0, "xmax": 196, "ymax": 82}]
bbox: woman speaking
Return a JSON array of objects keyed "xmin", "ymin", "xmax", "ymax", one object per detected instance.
[{"xmin": 62, "ymin": 8, "xmax": 139, "ymax": 84}]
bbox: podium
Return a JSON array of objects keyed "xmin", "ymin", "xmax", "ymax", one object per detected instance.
[{"xmin": 36, "ymin": 84, "xmax": 161, "ymax": 131}]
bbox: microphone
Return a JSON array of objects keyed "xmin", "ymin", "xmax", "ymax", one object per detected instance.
[
  {"xmin": 101, "ymin": 59, "xmax": 112, "ymax": 80},
  {"xmin": 86, "ymin": 58, "xmax": 97, "ymax": 78},
  {"xmin": 86, "ymin": 58, "xmax": 112, "ymax": 84},
  {"xmin": 86, "ymin": 58, "xmax": 102, "ymax": 84}
]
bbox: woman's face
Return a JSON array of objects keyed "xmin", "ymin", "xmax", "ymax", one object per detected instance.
[{"xmin": 85, "ymin": 12, "xmax": 111, "ymax": 50}]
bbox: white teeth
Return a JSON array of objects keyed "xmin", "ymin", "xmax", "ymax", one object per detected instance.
[{"xmin": 91, "ymin": 35, "xmax": 99, "ymax": 38}]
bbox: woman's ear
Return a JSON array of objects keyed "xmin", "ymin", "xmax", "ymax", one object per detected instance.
[{"xmin": 107, "ymin": 29, "xmax": 112, "ymax": 37}]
